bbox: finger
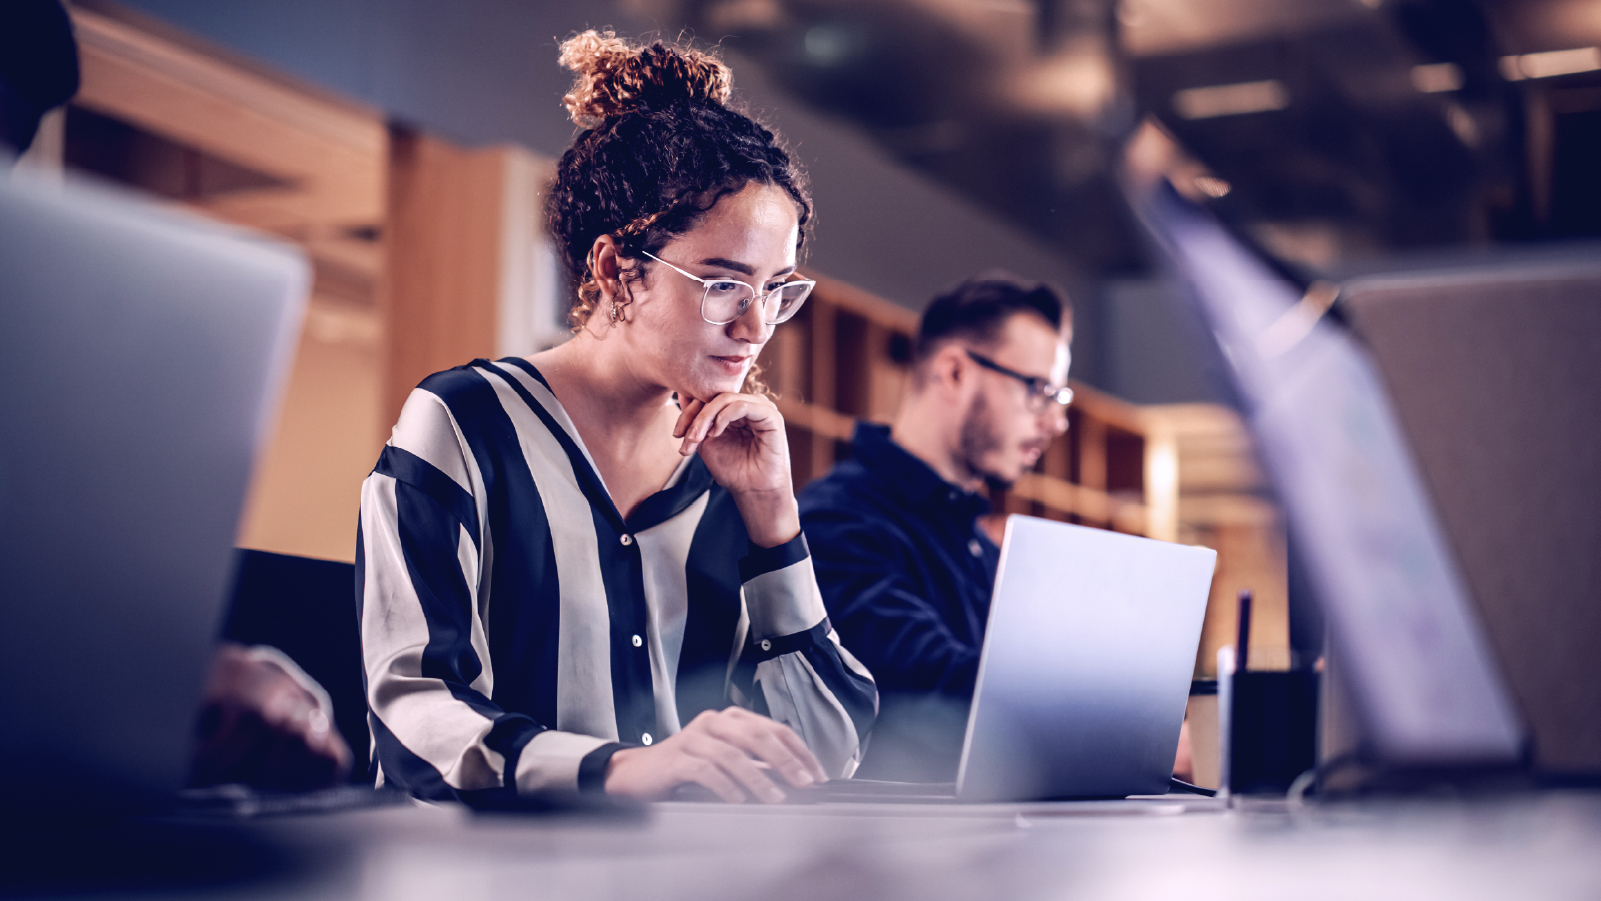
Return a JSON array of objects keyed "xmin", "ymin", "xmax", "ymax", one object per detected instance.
[
  {"xmin": 680, "ymin": 397, "xmax": 725, "ymax": 453},
  {"xmin": 703, "ymin": 713, "xmax": 815, "ymax": 788},
  {"xmin": 712, "ymin": 397, "xmax": 784, "ymax": 442},
  {"xmin": 686, "ymin": 394, "xmax": 734, "ymax": 443},
  {"xmin": 680, "ymin": 755, "xmax": 749, "ymax": 804},
  {"xmin": 687, "ymin": 734, "xmax": 786, "ymax": 803},
  {"xmin": 696, "ymin": 396, "xmax": 762, "ymax": 443},
  {"xmin": 259, "ymin": 679, "xmax": 314, "ymax": 725},
  {"xmin": 303, "ymin": 709, "xmax": 352, "ymax": 768},
  {"xmin": 721, "ymin": 707, "xmax": 827, "ymax": 782},
  {"xmin": 764, "ymin": 718, "xmax": 830, "ymax": 783},
  {"xmin": 707, "ymin": 399, "xmax": 750, "ymax": 439},
  {"xmin": 673, "ymin": 398, "xmax": 706, "ymax": 440}
]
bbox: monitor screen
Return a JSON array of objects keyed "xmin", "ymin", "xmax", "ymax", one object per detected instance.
[{"xmin": 1129, "ymin": 178, "xmax": 1523, "ymax": 767}]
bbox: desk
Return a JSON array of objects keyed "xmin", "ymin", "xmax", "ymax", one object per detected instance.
[{"xmin": 27, "ymin": 792, "xmax": 1601, "ymax": 900}]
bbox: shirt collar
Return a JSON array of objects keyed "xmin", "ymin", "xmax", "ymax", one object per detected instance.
[{"xmin": 850, "ymin": 422, "xmax": 989, "ymax": 518}]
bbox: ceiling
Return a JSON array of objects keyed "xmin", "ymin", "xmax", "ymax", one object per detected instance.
[{"xmin": 626, "ymin": 0, "xmax": 1601, "ymax": 278}]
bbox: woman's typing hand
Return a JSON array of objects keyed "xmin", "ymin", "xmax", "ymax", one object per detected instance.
[{"xmin": 603, "ymin": 707, "xmax": 828, "ymax": 803}]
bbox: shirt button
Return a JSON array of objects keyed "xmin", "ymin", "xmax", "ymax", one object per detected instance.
[
  {"xmin": 969, "ymin": 539, "xmax": 983, "ymax": 557},
  {"xmin": 948, "ymin": 490, "xmax": 959, "ymax": 502},
  {"xmin": 620, "ymin": 534, "xmax": 633, "ymax": 546},
  {"xmin": 641, "ymin": 732, "xmax": 653, "ymax": 746},
  {"xmin": 631, "ymin": 634, "xmax": 643, "ymax": 648},
  {"xmin": 760, "ymin": 639, "xmax": 772, "ymax": 652}
]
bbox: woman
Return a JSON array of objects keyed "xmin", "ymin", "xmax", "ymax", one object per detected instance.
[{"xmin": 357, "ymin": 31, "xmax": 876, "ymax": 804}]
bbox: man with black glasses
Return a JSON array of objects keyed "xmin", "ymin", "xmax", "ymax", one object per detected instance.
[{"xmin": 799, "ymin": 273, "xmax": 1072, "ymax": 781}]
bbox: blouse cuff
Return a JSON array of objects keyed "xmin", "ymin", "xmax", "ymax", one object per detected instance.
[
  {"xmin": 577, "ymin": 742, "xmax": 628, "ymax": 794},
  {"xmin": 740, "ymin": 534, "xmax": 828, "ymax": 640},
  {"xmin": 514, "ymin": 731, "xmax": 617, "ymax": 794},
  {"xmin": 739, "ymin": 531, "xmax": 809, "ymax": 582}
]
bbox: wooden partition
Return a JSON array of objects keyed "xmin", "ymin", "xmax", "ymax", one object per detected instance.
[
  {"xmin": 381, "ymin": 133, "xmax": 551, "ymax": 427},
  {"xmin": 61, "ymin": 4, "xmax": 389, "ymax": 563},
  {"xmin": 57, "ymin": 5, "xmax": 556, "ymax": 562}
]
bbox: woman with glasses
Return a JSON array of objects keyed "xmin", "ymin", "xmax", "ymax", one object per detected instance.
[{"xmin": 357, "ymin": 31, "xmax": 874, "ymax": 804}]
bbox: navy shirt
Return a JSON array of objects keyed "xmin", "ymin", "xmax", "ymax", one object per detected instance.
[{"xmin": 798, "ymin": 422, "xmax": 1000, "ymax": 780}]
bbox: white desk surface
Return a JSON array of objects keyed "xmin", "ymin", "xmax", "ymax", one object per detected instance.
[{"xmin": 158, "ymin": 790, "xmax": 1601, "ymax": 901}]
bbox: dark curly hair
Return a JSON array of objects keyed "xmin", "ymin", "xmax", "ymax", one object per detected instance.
[{"xmin": 546, "ymin": 30, "xmax": 813, "ymax": 364}]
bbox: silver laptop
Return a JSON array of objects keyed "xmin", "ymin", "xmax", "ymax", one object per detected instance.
[
  {"xmin": 955, "ymin": 516, "xmax": 1215, "ymax": 801},
  {"xmin": 795, "ymin": 514, "xmax": 1215, "ymax": 804},
  {"xmin": 0, "ymin": 170, "xmax": 307, "ymax": 810}
]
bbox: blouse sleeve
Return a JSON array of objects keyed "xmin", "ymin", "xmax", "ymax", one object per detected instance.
[
  {"xmin": 356, "ymin": 388, "xmax": 620, "ymax": 800},
  {"xmin": 730, "ymin": 535, "xmax": 879, "ymax": 778}
]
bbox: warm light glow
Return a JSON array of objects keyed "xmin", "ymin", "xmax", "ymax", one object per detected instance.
[
  {"xmin": 1499, "ymin": 46, "xmax": 1601, "ymax": 81},
  {"xmin": 1172, "ymin": 80, "xmax": 1289, "ymax": 119},
  {"xmin": 1008, "ymin": 52, "xmax": 1116, "ymax": 119},
  {"xmin": 1444, "ymin": 102, "xmax": 1479, "ymax": 148},
  {"xmin": 1410, "ymin": 62, "xmax": 1463, "ymax": 93},
  {"xmin": 1143, "ymin": 434, "xmax": 1179, "ymax": 543},
  {"xmin": 1193, "ymin": 175, "xmax": 1231, "ymax": 198}
]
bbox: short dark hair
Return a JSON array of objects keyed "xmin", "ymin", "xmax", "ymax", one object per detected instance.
[{"xmin": 913, "ymin": 272, "xmax": 1070, "ymax": 365}]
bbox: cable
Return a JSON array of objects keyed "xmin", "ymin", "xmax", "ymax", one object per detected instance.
[
  {"xmin": 1169, "ymin": 777, "xmax": 1217, "ymax": 797},
  {"xmin": 1286, "ymin": 753, "xmax": 1368, "ymax": 812}
]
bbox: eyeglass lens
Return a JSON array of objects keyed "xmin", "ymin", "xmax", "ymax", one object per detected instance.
[
  {"xmin": 702, "ymin": 281, "xmax": 813, "ymax": 325},
  {"xmin": 1025, "ymin": 389, "xmax": 1072, "ymax": 413}
]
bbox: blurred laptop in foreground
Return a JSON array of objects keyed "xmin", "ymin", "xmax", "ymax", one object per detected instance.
[{"xmin": 0, "ymin": 165, "xmax": 308, "ymax": 812}]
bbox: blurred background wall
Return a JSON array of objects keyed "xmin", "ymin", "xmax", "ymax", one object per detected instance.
[{"xmin": 28, "ymin": 0, "xmax": 1601, "ymax": 715}]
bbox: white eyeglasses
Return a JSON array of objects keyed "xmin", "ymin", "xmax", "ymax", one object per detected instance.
[{"xmin": 641, "ymin": 251, "xmax": 815, "ymax": 325}]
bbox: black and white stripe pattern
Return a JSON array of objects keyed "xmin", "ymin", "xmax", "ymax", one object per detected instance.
[{"xmin": 357, "ymin": 358, "xmax": 876, "ymax": 800}]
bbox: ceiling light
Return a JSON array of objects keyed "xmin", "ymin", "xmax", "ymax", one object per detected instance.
[
  {"xmin": 1172, "ymin": 80, "xmax": 1289, "ymax": 119},
  {"xmin": 1499, "ymin": 47, "xmax": 1601, "ymax": 81},
  {"xmin": 1411, "ymin": 62, "xmax": 1463, "ymax": 93}
]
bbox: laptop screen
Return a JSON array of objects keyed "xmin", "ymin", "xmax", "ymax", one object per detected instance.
[{"xmin": 1128, "ymin": 178, "xmax": 1523, "ymax": 767}]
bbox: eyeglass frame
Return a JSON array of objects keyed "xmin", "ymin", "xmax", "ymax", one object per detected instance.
[
  {"xmin": 964, "ymin": 349, "xmax": 1073, "ymax": 411},
  {"xmin": 639, "ymin": 251, "xmax": 815, "ymax": 325}
]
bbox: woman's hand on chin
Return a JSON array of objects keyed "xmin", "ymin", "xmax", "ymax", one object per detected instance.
[
  {"xmin": 603, "ymin": 708, "xmax": 829, "ymax": 803},
  {"xmin": 673, "ymin": 392, "xmax": 800, "ymax": 547}
]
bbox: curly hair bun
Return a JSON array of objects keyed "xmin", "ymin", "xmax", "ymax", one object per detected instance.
[{"xmin": 558, "ymin": 30, "xmax": 733, "ymax": 127}]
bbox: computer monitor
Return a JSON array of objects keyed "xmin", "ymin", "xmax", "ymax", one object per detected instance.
[
  {"xmin": 1340, "ymin": 262, "xmax": 1601, "ymax": 776},
  {"xmin": 1126, "ymin": 177, "xmax": 1524, "ymax": 771}
]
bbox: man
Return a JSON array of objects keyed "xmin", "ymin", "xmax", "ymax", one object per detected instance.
[{"xmin": 799, "ymin": 273, "xmax": 1072, "ymax": 781}]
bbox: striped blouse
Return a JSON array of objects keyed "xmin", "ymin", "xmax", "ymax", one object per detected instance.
[{"xmin": 356, "ymin": 357, "xmax": 876, "ymax": 800}]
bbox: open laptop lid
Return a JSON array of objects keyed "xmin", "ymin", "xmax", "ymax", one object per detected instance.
[
  {"xmin": 957, "ymin": 516, "xmax": 1216, "ymax": 801},
  {"xmin": 1124, "ymin": 172, "xmax": 1524, "ymax": 770},
  {"xmin": 0, "ymin": 171, "xmax": 307, "ymax": 809}
]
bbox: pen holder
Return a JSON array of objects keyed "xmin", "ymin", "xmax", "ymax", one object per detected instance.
[{"xmin": 1217, "ymin": 646, "xmax": 1319, "ymax": 797}]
